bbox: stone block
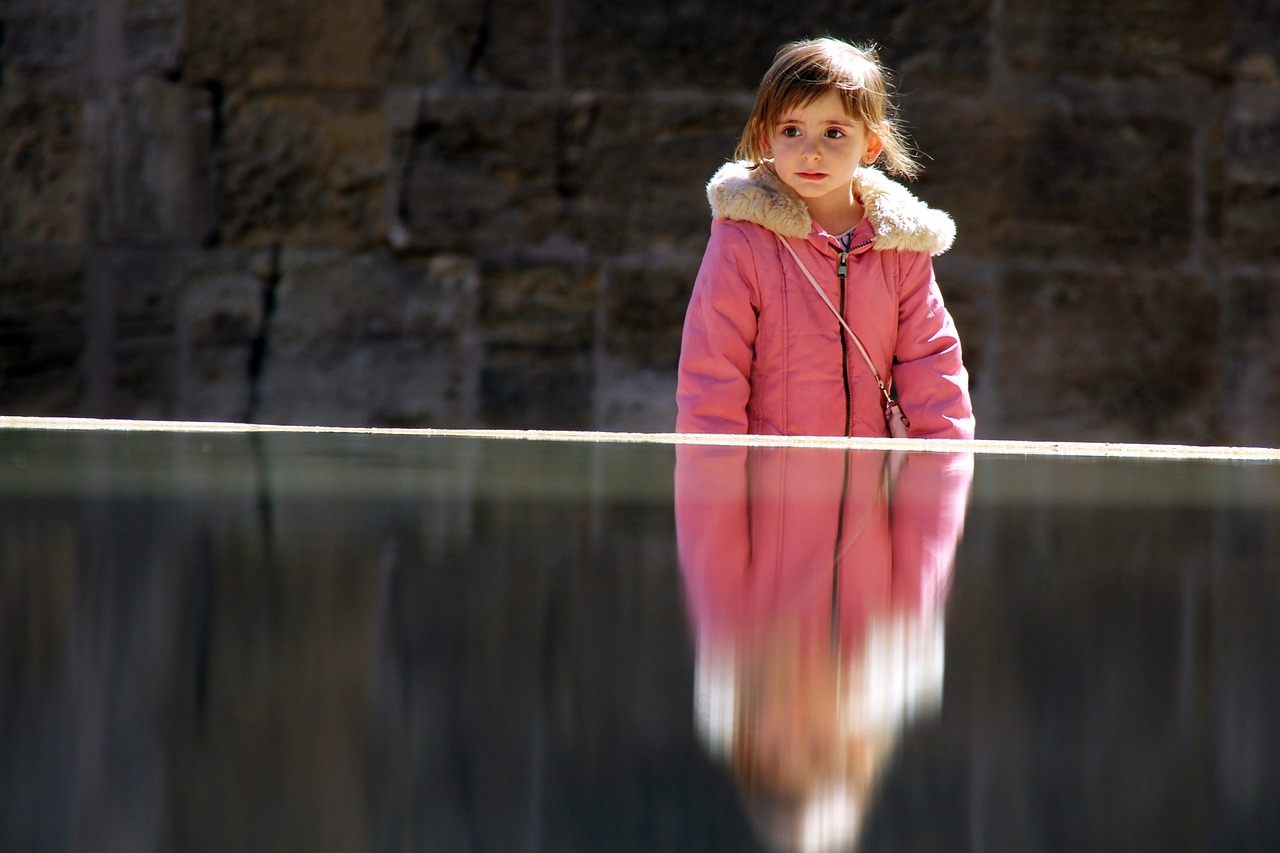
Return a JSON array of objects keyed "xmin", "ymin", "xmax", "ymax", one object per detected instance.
[
  {"xmin": 0, "ymin": 248, "xmax": 86, "ymax": 414},
  {"xmin": 1221, "ymin": 273, "xmax": 1280, "ymax": 447},
  {"xmin": 478, "ymin": 257, "xmax": 597, "ymax": 350},
  {"xmin": 477, "ymin": 257, "xmax": 597, "ymax": 429},
  {"xmin": 1224, "ymin": 84, "xmax": 1280, "ymax": 264},
  {"xmin": 182, "ymin": 0, "xmax": 390, "ymax": 88},
  {"xmin": 390, "ymin": 89, "xmax": 561, "ymax": 253},
  {"xmin": 185, "ymin": 0, "xmax": 550, "ymax": 90},
  {"xmin": 1228, "ymin": 84, "xmax": 1280, "ymax": 183},
  {"xmin": 218, "ymin": 91, "xmax": 386, "ymax": 251},
  {"xmin": 379, "ymin": 0, "xmax": 474, "ymax": 85},
  {"xmin": 125, "ymin": 0, "xmax": 185, "ymax": 76},
  {"xmin": 1000, "ymin": 0, "xmax": 1231, "ymax": 80},
  {"xmin": 931, "ymin": 254, "xmax": 994, "ymax": 414},
  {"xmin": 256, "ymin": 252, "xmax": 479, "ymax": 428},
  {"xmin": 107, "ymin": 248, "xmax": 194, "ymax": 419},
  {"xmin": 85, "ymin": 78, "xmax": 214, "ymax": 247},
  {"xmin": 481, "ymin": 350, "xmax": 594, "ymax": 430},
  {"xmin": 560, "ymin": 0, "xmax": 989, "ymax": 92},
  {"xmin": 558, "ymin": 93, "xmax": 745, "ymax": 255},
  {"xmin": 907, "ymin": 96, "xmax": 1196, "ymax": 265},
  {"xmin": 1232, "ymin": 0, "xmax": 1280, "ymax": 82},
  {"xmin": 990, "ymin": 267, "xmax": 1219, "ymax": 442},
  {"xmin": 175, "ymin": 251, "xmax": 268, "ymax": 422},
  {"xmin": 594, "ymin": 357, "xmax": 677, "ymax": 433},
  {"xmin": 0, "ymin": 0, "xmax": 89, "ymax": 81},
  {"xmin": 0, "ymin": 87, "xmax": 84, "ymax": 246},
  {"xmin": 602, "ymin": 260, "xmax": 697, "ymax": 372},
  {"xmin": 1223, "ymin": 183, "xmax": 1280, "ymax": 266},
  {"xmin": 383, "ymin": 0, "xmax": 555, "ymax": 88}
]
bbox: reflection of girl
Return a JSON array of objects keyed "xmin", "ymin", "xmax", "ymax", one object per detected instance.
[{"xmin": 675, "ymin": 445, "xmax": 973, "ymax": 852}]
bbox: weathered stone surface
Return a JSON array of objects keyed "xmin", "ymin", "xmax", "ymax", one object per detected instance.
[
  {"xmin": 182, "ymin": 0, "xmax": 390, "ymax": 88},
  {"xmin": 1221, "ymin": 273, "xmax": 1280, "ymax": 447},
  {"xmin": 478, "ymin": 257, "xmax": 596, "ymax": 350},
  {"xmin": 107, "ymin": 248, "xmax": 195, "ymax": 419},
  {"xmin": 1233, "ymin": 0, "xmax": 1280, "ymax": 81},
  {"xmin": 602, "ymin": 261, "xmax": 697, "ymax": 372},
  {"xmin": 256, "ymin": 252, "xmax": 478, "ymax": 428},
  {"xmin": 1000, "ymin": 0, "xmax": 1231, "ymax": 80},
  {"xmin": 931, "ymin": 254, "xmax": 995, "ymax": 417},
  {"xmin": 0, "ymin": 249, "xmax": 86, "ymax": 414},
  {"xmin": 449, "ymin": 0, "xmax": 554, "ymax": 89},
  {"xmin": 560, "ymin": 0, "xmax": 989, "ymax": 92},
  {"xmin": 1223, "ymin": 183, "xmax": 1280, "ymax": 265},
  {"xmin": 1224, "ymin": 84, "xmax": 1280, "ymax": 263},
  {"xmin": 908, "ymin": 97, "xmax": 1197, "ymax": 265},
  {"xmin": 0, "ymin": 0, "xmax": 89, "ymax": 81},
  {"xmin": 218, "ymin": 91, "xmax": 386, "ymax": 251},
  {"xmin": 595, "ymin": 357, "xmax": 677, "ymax": 433},
  {"xmin": 477, "ymin": 258, "xmax": 597, "ymax": 428},
  {"xmin": 379, "ymin": 0, "xmax": 474, "ymax": 85},
  {"xmin": 125, "ymin": 0, "xmax": 184, "ymax": 76},
  {"xmin": 390, "ymin": 89, "xmax": 560, "ymax": 253},
  {"xmin": 560, "ymin": 93, "xmax": 745, "ymax": 255},
  {"xmin": 0, "ymin": 85, "xmax": 84, "ymax": 246},
  {"xmin": 85, "ymin": 77, "xmax": 213, "ymax": 247},
  {"xmin": 1228, "ymin": 84, "xmax": 1280, "ymax": 182},
  {"xmin": 175, "ymin": 251, "xmax": 267, "ymax": 422},
  {"xmin": 991, "ymin": 267, "xmax": 1219, "ymax": 442},
  {"xmin": 481, "ymin": 350, "xmax": 594, "ymax": 430}
]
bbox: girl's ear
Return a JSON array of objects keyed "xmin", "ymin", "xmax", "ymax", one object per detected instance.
[{"xmin": 862, "ymin": 132, "xmax": 884, "ymax": 165}]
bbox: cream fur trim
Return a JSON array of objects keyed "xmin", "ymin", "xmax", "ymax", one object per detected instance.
[{"xmin": 706, "ymin": 161, "xmax": 956, "ymax": 256}]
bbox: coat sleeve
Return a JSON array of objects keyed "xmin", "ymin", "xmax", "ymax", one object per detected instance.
[
  {"xmin": 891, "ymin": 251, "xmax": 976, "ymax": 439},
  {"xmin": 676, "ymin": 224, "xmax": 761, "ymax": 434},
  {"xmin": 890, "ymin": 451, "xmax": 974, "ymax": 615}
]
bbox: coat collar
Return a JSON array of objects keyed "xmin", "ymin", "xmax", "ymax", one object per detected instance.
[{"xmin": 705, "ymin": 160, "xmax": 956, "ymax": 256}]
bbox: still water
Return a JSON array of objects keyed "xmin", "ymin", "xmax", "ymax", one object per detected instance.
[{"xmin": 2, "ymin": 424, "xmax": 1279, "ymax": 852}]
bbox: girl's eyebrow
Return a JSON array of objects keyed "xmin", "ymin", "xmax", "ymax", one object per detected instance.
[{"xmin": 777, "ymin": 115, "xmax": 853, "ymax": 126}]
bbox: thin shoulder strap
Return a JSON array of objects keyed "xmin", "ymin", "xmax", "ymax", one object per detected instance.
[{"xmin": 776, "ymin": 235, "xmax": 896, "ymax": 409}]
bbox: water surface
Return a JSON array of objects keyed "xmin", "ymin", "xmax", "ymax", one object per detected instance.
[{"xmin": 1, "ymin": 425, "xmax": 1278, "ymax": 851}]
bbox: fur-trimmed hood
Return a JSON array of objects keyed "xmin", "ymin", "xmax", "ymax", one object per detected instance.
[{"xmin": 706, "ymin": 161, "xmax": 956, "ymax": 256}]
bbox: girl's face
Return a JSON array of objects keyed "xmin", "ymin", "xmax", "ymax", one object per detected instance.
[{"xmin": 764, "ymin": 90, "xmax": 883, "ymax": 223}]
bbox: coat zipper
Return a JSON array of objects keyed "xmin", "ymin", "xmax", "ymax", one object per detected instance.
[
  {"xmin": 834, "ymin": 238, "xmax": 872, "ymax": 437},
  {"xmin": 837, "ymin": 250, "xmax": 852, "ymax": 437}
]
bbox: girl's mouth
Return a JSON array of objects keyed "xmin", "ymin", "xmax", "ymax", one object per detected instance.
[{"xmin": 796, "ymin": 171, "xmax": 826, "ymax": 180}]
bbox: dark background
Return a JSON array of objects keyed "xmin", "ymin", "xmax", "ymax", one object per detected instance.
[{"xmin": 3, "ymin": 0, "xmax": 1279, "ymax": 444}]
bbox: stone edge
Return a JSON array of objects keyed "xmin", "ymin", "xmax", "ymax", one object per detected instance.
[{"xmin": 2, "ymin": 416, "xmax": 1279, "ymax": 461}]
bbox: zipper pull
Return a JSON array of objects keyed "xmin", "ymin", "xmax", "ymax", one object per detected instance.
[{"xmin": 837, "ymin": 251, "xmax": 848, "ymax": 282}]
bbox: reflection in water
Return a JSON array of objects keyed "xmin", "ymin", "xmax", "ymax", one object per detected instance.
[
  {"xmin": 6, "ymin": 426, "xmax": 1280, "ymax": 850},
  {"xmin": 675, "ymin": 446, "xmax": 973, "ymax": 853},
  {"xmin": 0, "ymin": 429, "xmax": 711, "ymax": 853}
]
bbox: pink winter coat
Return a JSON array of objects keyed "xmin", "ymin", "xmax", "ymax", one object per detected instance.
[{"xmin": 676, "ymin": 162, "xmax": 975, "ymax": 439}]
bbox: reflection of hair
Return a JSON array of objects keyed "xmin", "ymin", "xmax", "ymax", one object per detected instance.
[
  {"xmin": 735, "ymin": 38, "xmax": 919, "ymax": 178},
  {"xmin": 727, "ymin": 636, "xmax": 888, "ymax": 853},
  {"xmin": 694, "ymin": 611, "xmax": 945, "ymax": 853}
]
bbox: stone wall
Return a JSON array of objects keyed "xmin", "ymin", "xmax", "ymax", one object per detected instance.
[{"xmin": 2, "ymin": 0, "xmax": 1279, "ymax": 443}]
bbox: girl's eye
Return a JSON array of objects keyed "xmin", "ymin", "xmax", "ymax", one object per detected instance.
[
  {"xmin": 825, "ymin": 128, "xmax": 845, "ymax": 139},
  {"xmin": 781, "ymin": 126, "xmax": 801, "ymax": 138}
]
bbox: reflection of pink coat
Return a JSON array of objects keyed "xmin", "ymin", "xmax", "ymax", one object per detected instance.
[
  {"xmin": 676, "ymin": 162, "xmax": 975, "ymax": 438},
  {"xmin": 675, "ymin": 444, "xmax": 974, "ymax": 654}
]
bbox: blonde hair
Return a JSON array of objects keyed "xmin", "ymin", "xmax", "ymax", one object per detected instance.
[{"xmin": 734, "ymin": 38, "xmax": 920, "ymax": 179}]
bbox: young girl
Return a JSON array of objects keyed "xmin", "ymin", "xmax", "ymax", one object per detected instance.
[{"xmin": 676, "ymin": 38, "xmax": 975, "ymax": 439}]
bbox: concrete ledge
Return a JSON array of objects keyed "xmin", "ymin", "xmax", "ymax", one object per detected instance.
[{"xmin": 2, "ymin": 416, "xmax": 1279, "ymax": 461}]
